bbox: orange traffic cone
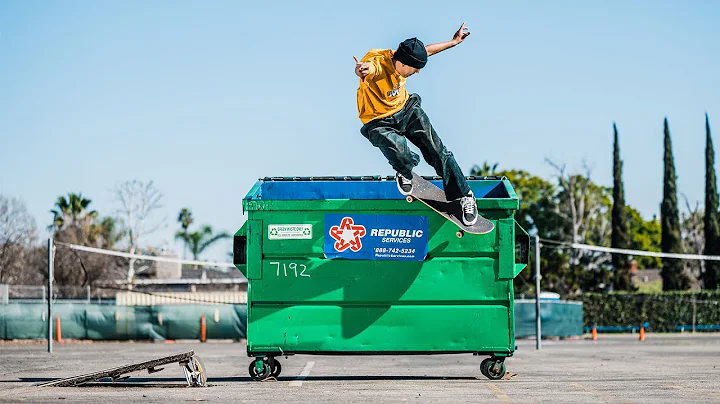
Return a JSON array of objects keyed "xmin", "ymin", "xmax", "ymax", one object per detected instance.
[
  {"xmin": 639, "ymin": 325, "xmax": 645, "ymax": 341},
  {"xmin": 591, "ymin": 326, "xmax": 597, "ymax": 341},
  {"xmin": 55, "ymin": 316, "xmax": 63, "ymax": 343},
  {"xmin": 200, "ymin": 315, "xmax": 207, "ymax": 343}
]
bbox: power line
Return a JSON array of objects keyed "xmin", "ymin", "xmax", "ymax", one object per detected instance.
[
  {"xmin": 55, "ymin": 242, "xmax": 236, "ymax": 268},
  {"xmin": 539, "ymin": 239, "xmax": 720, "ymax": 261}
]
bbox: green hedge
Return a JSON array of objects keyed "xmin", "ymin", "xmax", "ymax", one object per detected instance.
[{"xmin": 582, "ymin": 291, "xmax": 720, "ymax": 332}]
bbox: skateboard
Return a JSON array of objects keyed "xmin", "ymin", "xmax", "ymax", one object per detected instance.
[{"xmin": 403, "ymin": 173, "xmax": 494, "ymax": 237}]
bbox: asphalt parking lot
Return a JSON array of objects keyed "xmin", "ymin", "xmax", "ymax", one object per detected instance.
[{"xmin": 1, "ymin": 334, "xmax": 719, "ymax": 403}]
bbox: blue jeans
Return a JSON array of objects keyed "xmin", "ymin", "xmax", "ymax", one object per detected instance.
[{"xmin": 360, "ymin": 93, "xmax": 471, "ymax": 200}]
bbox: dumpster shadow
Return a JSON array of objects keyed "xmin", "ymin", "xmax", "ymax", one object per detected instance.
[
  {"xmin": 251, "ymin": 260, "xmax": 424, "ymax": 339},
  {"xmin": 341, "ymin": 261, "xmax": 423, "ymax": 338},
  {"xmin": 21, "ymin": 377, "xmax": 194, "ymax": 388},
  {"xmin": 429, "ymin": 240, "xmax": 450, "ymax": 255},
  {"xmin": 249, "ymin": 208, "xmax": 455, "ymax": 340},
  {"xmin": 301, "ymin": 375, "xmax": 480, "ymax": 381},
  {"xmin": 19, "ymin": 375, "xmax": 480, "ymax": 385},
  {"xmin": 214, "ymin": 375, "xmax": 480, "ymax": 382}
]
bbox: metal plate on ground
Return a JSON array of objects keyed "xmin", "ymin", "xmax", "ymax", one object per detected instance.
[{"xmin": 36, "ymin": 351, "xmax": 207, "ymax": 388}]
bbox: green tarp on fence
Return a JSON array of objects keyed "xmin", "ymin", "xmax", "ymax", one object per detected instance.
[
  {"xmin": 1, "ymin": 300, "xmax": 582, "ymax": 340},
  {"xmin": 515, "ymin": 300, "xmax": 584, "ymax": 338},
  {"xmin": 0, "ymin": 304, "xmax": 247, "ymax": 340}
]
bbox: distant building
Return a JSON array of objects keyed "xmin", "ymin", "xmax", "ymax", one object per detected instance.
[{"xmin": 154, "ymin": 252, "xmax": 182, "ymax": 279}]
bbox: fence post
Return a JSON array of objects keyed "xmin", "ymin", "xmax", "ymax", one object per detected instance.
[
  {"xmin": 534, "ymin": 235, "xmax": 542, "ymax": 350},
  {"xmin": 0, "ymin": 284, "xmax": 8, "ymax": 305},
  {"xmin": 47, "ymin": 238, "xmax": 53, "ymax": 354}
]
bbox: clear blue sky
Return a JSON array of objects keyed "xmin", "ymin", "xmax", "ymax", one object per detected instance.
[{"xmin": 1, "ymin": 1, "xmax": 719, "ymax": 262}]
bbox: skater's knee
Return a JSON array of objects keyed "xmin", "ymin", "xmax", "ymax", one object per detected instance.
[
  {"xmin": 360, "ymin": 126, "xmax": 370, "ymax": 140},
  {"xmin": 409, "ymin": 93, "xmax": 422, "ymax": 105},
  {"xmin": 438, "ymin": 148, "xmax": 454, "ymax": 162}
]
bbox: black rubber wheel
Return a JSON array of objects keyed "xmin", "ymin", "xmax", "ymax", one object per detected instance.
[
  {"xmin": 266, "ymin": 357, "xmax": 282, "ymax": 378},
  {"xmin": 248, "ymin": 359, "xmax": 271, "ymax": 381},
  {"xmin": 486, "ymin": 360, "xmax": 506, "ymax": 380},
  {"xmin": 480, "ymin": 358, "xmax": 492, "ymax": 378}
]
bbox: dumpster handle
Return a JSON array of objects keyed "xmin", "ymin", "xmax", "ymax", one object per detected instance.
[
  {"xmin": 234, "ymin": 235, "xmax": 247, "ymax": 265},
  {"xmin": 514, "ymin": 221, "xmax": 529, "ymax": 277}
]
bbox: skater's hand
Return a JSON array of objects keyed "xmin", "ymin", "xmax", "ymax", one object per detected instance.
[
  {"xmin": 452, "ymin": 22, "xmax": 471, "ymax": 45},
  {"xmin": 354, "ymin": 56, "xmax": 372, "ymax": 78}
]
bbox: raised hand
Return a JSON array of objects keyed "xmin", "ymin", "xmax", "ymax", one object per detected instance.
[
  {"xmin": 452, "ymin": 22, "xmax": 471, "ymax": 45},
  {"xmin": 354, "ymin": 56, "xmax": 371, "ymax": 78}
]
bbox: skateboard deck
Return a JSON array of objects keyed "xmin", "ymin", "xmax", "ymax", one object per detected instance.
[{"xmin": 404, "ymin": 173, "xmax": 494, "ymax": 236}]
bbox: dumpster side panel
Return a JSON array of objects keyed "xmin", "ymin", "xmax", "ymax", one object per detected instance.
[
  {"xmin": 251, "ymin": 258, "xmax": 507, "ymax": 303},
  {"xmin": 247, "ymin": 305, "xmax": 511, "ymax": 354}
]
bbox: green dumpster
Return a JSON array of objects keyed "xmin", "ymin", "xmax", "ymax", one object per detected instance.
[{"xmin": 234, "ymin": 175, "xmax": 529, "ymax": 380}]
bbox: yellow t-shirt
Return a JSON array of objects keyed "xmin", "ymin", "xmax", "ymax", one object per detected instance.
[{"xmin": 356, "ymin": 49, "xmax": 409, "ymax": 124}]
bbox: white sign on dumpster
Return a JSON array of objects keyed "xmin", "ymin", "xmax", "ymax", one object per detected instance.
[{"xmin": 268, "ymin": 224, "xmax": 313, "ymax": 240}]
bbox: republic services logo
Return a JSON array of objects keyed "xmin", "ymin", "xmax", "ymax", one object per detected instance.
[{"xmin": 329, "ymin": 217, "xmax": 367, "ymax": 252}]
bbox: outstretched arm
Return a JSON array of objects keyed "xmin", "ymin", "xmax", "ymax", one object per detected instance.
[{"xmin": 425, "ymin": 22, "xmax": 471, "ymax": 56}]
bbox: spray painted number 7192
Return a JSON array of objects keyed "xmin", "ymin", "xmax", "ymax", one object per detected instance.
[{"xmin": 270, "ymin": 262, "xmax": 310, "ymax": 277}]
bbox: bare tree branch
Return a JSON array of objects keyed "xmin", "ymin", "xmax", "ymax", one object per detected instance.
[
  {"xmin": 0, "ymin": 195, "xmax": 38, "ymax": 284},
  {"xmin": 681, "ymin": 193, "xmax": 705, "ymax": 279},
  {"xmin": 114, "ymin": 180, "xmax": 165, "ymax": 282},
  {"xmin": 545, "ymin": 159, "xmax": 611, "ymax": 269}
]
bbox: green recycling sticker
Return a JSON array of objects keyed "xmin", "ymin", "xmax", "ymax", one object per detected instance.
[{"xmin": 268, "ymin": 224, "xmax": 313, "ymax": 240}]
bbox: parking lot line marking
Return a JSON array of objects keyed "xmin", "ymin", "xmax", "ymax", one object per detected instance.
[
  {"xmin": 289, "ymin": 361, "xmax": 315, "ymax": 387},
  {"xmin": 570, "ymin": 383, "xmax": 602, "ymax": 396},
  {"xmin": 570, "ymin": 383, "xmax": 636, "ymax": 403},
  {"xmin": 669, "ymin": 385, "xmax": 720, "ymax": 397},
  {"xmin": 486, "ymin": 384, "xmax": 511, "ymax": 403}
]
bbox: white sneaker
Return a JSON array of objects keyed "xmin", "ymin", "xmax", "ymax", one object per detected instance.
[
  {"xmin": 460, "ymin": 192, "xmax": 478, "ymax": 226},
  {"xmin": 396, "ymin": 173, "xmax": 413, "ymax": 195}
]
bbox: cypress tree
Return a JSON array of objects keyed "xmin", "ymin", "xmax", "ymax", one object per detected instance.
[
  {"xmin": 611, "ymin": 123, "xmax": 631, "ymax": 289},
  {"xmin": 661, "ymin": 118, "xmax": 690, "ymax": 290},
  {"xmin": 704, "ymin": 113, "xmax": 720, "ymax": 289}
]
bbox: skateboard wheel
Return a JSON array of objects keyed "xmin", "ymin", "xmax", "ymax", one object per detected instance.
[
  {"xmin": 456, "ymin": 230, "xmax": 464, "ymax": 238},
  {"xmin": 405, "ymin": 196, "xmax": 414, "ymax": 203}
]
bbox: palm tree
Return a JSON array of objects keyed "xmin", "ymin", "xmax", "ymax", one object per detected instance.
[
  {"xmin": 470, "ymin": 161, "xmax": 500, "ymax": 177},
  {"xmin": 177, "ymin": 208, "xmax": 194, "ymax": 259},
  {"xmin": 89, "ymin": 217, "xmax": 123, "ymax": 249},
  {"xmin": 175, "ymin": 225, "xmax": 230, "ymax": 261},
  {"xmin": 50, "ymin": 193, "xmax": 97, "ymax": 231}
]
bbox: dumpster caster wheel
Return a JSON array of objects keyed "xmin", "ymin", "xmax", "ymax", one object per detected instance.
[
  {"xmin": 481, "ymin": 358, "xmax": 505, "ymax": 380},
  {"xmin": 480, "ymin": 358, "xmax": 492, "ymax": 378},
  {"xmin": 249, "ymin": 359, "xmax": 271, "ymax": 381},
  {"xmin": 406, "ymin": 196, "xmax": 414, "ymax": 203},
  {"xmin": 266, "ymin": 357, "xmax": 282, "ymax": 378},
  {"xmin": 456, "ymin": 230, "xmax": 464, "ymax": 238}
]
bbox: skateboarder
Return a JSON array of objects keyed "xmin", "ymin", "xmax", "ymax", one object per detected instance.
[{"xmin": 354, "ymin": 23, "xmax": 478, "ymax": 226}]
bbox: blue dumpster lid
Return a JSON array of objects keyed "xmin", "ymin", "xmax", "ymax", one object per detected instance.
[{"xmin": 244, "ymin": 176, "xmax": 517, "ymax": 201}]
